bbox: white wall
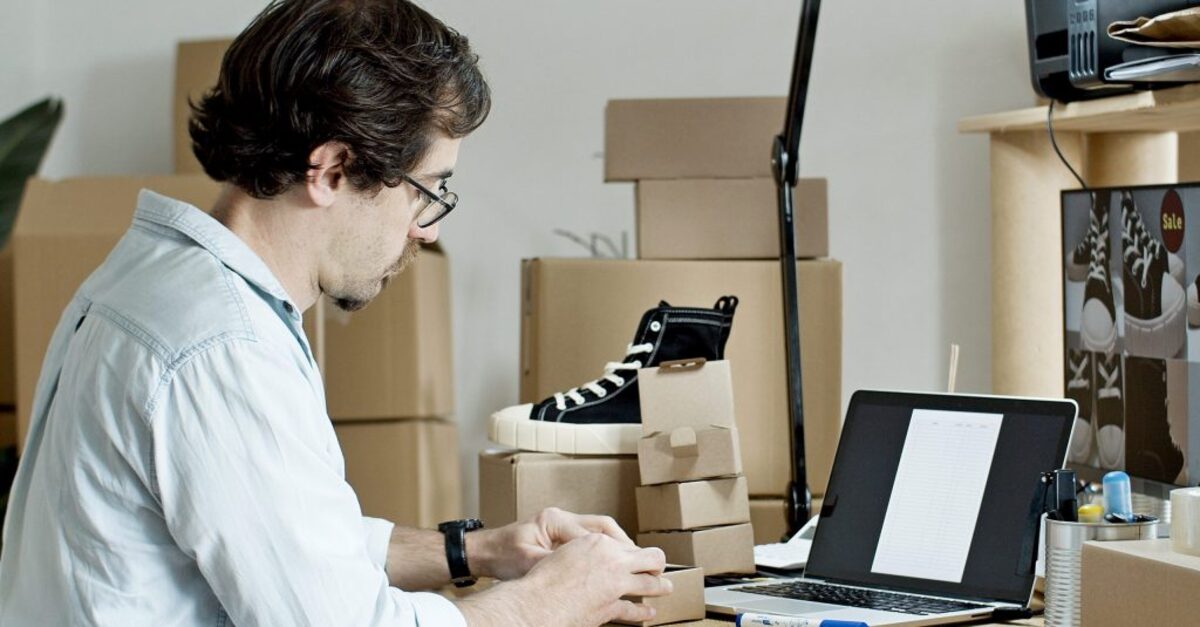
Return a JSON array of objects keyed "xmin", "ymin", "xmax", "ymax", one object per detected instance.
[{"xmin": 3, "ymin": 1, "xmax": 1033, "ymax": 516}]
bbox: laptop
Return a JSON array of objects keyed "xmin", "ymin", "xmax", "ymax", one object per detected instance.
[{"xmin": 706, "ymin": 390, "xmax": 1076, "ymax": 626}]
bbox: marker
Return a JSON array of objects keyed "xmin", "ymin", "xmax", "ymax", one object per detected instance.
[
  {"xmin": 735, "ymin": 613, "xmax": 869, "ymax": 627},
  {"xmin": 1102, "ymin": 470, "xmax": 1133, "ymax": 522},
  {"xmin": 1077, "ymin": 503, "xmax": 1103, "ymax": 523}
]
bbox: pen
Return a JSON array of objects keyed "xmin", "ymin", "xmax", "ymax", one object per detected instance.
[{"xmin": 735, "ymin": 613, "xmax": 869, "ymax": 627}]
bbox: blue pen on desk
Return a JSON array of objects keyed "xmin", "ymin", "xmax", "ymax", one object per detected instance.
[{"xmin": 735, "ymin": 613, "xmax": 869, "ymax": 627}]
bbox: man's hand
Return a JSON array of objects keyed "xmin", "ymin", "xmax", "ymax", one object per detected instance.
[
  {"xmin": 468, "ymin": 507, "xmax": 633, "ymax": 581},
  {"xmin": 457, "ymin": 532, "xmax": 671, "ymax": 626}
]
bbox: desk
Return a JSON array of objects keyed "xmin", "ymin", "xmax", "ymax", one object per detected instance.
[{"xmin": 669, "ymin": 620, "xmax": 1041, "ymax": 627}]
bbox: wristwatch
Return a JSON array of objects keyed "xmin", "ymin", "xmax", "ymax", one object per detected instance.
[{"xmin": 437, "ymin": 518, "xmax": 484, "ymax": 587}]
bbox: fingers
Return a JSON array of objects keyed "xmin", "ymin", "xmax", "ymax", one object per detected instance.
[
  {"xmin": 608, "ymin": 600, "xmax": 656, "ymax": 624},
  {"xmin": 623, "ymin": 546, "xmax": 667, "ymax": 576},
  {"xmin": 624, "ymin": 572, "xmax": 674, "ymax": 598},
  {"xmin": 575, "ymin": 514, "xmax": 633, "ymax": 546}
]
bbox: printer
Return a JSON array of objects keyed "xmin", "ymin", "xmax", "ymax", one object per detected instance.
[{"xmin": 1026, "ymin": 0, "xmax": 1200, "ymax": 101}]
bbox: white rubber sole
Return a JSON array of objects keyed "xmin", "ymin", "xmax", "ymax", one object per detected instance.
[
  {"xmin": 1188, "ymin": 281, "xmax": 1200, "ymax": 328},
  {"xmin": 1080, "ymin": 298, "xmax": 1117, "ymax": 353},
  {"xmin": 1065, "ymin": 251, "xmax": 1088, "ymax": 282},
  {"xmin": 1069, "ymin": 417, "xmax": 1093, "ymax": 464},
  {"xmin": 1097, "ymin": 424, "xmax": 1125, "ymax": 470},
  {"xmin": 1124, "ymin": 276, "xmax": 1185, "ymax": 359},
  {"xmin": 489, "ymin": 403, "xmax": 641, "ymax": 455}
]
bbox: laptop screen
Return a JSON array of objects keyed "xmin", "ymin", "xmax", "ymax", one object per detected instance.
[{"xmin": 804, "ymin": 391, "xmax": 1075, "ymax": 605}]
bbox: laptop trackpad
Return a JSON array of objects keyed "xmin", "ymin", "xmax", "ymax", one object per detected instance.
[{"xmin": 739, "ymin": 598, "xmax": 894, "ymax": 621}]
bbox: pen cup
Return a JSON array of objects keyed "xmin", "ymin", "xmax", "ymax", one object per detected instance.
[{"xmin": 1043, "ymin": 517, "xmax": 1158, "ymax": 627}]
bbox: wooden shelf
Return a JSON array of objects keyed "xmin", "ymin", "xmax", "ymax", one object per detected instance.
[{"xmin": 958, "ymin": 83, "xmax": 1200, "ymax": 134}]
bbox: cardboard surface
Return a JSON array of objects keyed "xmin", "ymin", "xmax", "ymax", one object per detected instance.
[
  {"xmin": 520, "ymin": 258, "xmax": 842, "ymax": 496},
  {"xmin": 637, "ymin": 426, "xmax": 741, "ymax": 486},
  {"xmin": 174, "ymin": 39, "xmax": 232, "ymax": 174},
  {"xmin": 638, "ymin": 523, "xmax": 755, "ymax": 575},
  {"xmin": 1081, "ymin": 538, "xmax": 1200, "ymax": 626},
  {"xmin": 303, "ymin": 250, "xmax": 454, "ymax": 421},
  {"xmin": 0, "ymin": 246, "xmax": 13, "ymax": 409},
  {"xmin": 604, "ymin": 98, "xmax": 785, "ymax": 181},
  {"xmin": 12, "ymin": 176, "xmax": 221, "ymax": 448},
  {"xmin": 636, "ymin": 477, "xmax": 750, "ymax": 532},
  {"xmin": 335, "ymin": 418, "xmax": 461, "ymax": 529},
  {"xmin": 478, "ymin": 449, "xmax": 641, "ymax": 536},
  {"xmin": 615, "ymin": 566, "xmax": 706, "ymax": 627},
  {"xmin": 636, "ymin": 178, "xmax": 828, "ymax": 260},
  {"xmin": 638, "ymin": 360, "xmax": 735, "ymax": 434},
  {"xmin": 748, "ymin": 497, "xmax": 822, "ymax": 545}
]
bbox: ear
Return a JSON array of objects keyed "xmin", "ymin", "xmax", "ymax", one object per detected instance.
[{"xmin": 305, "ymin": 142, "xmax": 350, "ymax": 207}]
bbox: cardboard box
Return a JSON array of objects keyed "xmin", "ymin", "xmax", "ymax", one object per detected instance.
[
  {"xmin": 1081, "ymin": 539, "xmax": 1200, "ymax": 626},
  {"xmin": 638, "ymin": 523, "xmax": 755, "ymax": 575},
  {"xmin": 478, "ymin": 449, "xmax": 641, "ymax": 536},
  {"xmin": 520, "ymin": 258, "xmax": 842, "ymax": 497},
  {"xmin": 605, "ymin": 97, "xmax": 785, "ymax": 181},
  {"xmin": 304, "ymin": 249, "xmax": 454, "ymax": 421},
  {"xmin": 749, "ymin": 497, "xmax": 823, "ymax": 545},
  {"xmin": 335, "ymin": 418, "xmax": 461, "ymax": 529},
  {"xmin": 11, "ymin": 176, "xmax": 221, "ymax": 448},
  {"xmin": 174, "ymin": 39, "xmax": 232, "ymax": 174},
  {"xmin": 638, "ymin": 426, "xmax": 741, "ymax": 487},
  {"xmin": 636, "ymin": 476, "xmax": 750, "ymax": 532},
  {"xmin": 636, "ymin": 178, "xmax": 828, "ymax": 260},
  {"xmin": 0, "ymin": 246, "xmax": 13, "ymax": 410},
  {"xmin": 614, "ymin": 565, "xmax": 705, "ymax": 627}
]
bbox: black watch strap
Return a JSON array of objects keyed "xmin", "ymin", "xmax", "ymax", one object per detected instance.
[{"xmin": 437, "ymin": 519, "xmax": 483, "ymax": 587}]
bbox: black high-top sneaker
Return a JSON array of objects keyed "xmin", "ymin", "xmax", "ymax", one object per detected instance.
[
  {"xmin": 1094, "ymin": 352, "xmax": 1125, "ymax": 470},
  {"xmin": 1124, "ymin": 357, "xmax": 1185, "ymax": 484},
  {"xmin": 1066, "ymin": 349, "xmax": 1094, "ymax": 464},
  {"xmin": 490, "ymin": 297, "xmax": 738, "ymax": 454},
  {"xmin": 1081, "ymin": 193, "xmax": 1117, "ymax": 353},
  {"xmin": 1121, "ymin": 191, "xmax": 1185, "ymax": 359}
]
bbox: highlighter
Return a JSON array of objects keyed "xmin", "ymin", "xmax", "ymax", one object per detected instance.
[
  {"xmin": 1077, "ymin": 503, "xmax": 1103, "ymax": 523},
  {"xmin": 1102, "ymin": 471, "xmax": 1133, "ymax": 522}
]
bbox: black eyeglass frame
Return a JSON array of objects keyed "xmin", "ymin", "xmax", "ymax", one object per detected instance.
[{"xmin": 402, "ymin": 173, "xmax": 458, "ymax": 228}]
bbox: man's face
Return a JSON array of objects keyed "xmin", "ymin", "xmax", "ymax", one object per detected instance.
[{"xmin": 321, "ymin": 134, "xmax": 461, "ymax": 312}]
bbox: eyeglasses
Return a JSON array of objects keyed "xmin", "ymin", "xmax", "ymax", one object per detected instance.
[{"xmin": 402, "ymin": 173, "xmax": 458, "ymax": 228}]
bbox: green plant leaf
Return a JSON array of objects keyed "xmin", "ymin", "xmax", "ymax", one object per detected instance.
[{"xmin": 0, "ymin": 98, "xmax": 64, "ymax": 249}]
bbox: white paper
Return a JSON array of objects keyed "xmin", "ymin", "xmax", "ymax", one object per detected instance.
[{"xmin": 870, "ymin": 409, "xmax": 1003, "ymax": 583}]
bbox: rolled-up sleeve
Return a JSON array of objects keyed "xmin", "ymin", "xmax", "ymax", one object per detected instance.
[{"xmin": 150, "ymin": 338, "xmax": 465, "ymax": 627}]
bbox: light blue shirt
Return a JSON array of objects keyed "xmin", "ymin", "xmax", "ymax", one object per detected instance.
[{"xmin": 0, "ymin": 191, "xmax": 466, "ymax": 626}]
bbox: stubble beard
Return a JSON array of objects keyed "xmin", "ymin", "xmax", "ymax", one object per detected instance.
[{"xmin": 330, "ymin": 241, "xmax": 422, "ymax": 313}]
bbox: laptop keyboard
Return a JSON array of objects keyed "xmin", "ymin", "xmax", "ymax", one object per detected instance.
[{"xmin": 730, "ymin": 580, "xmax": 991, "ymax": 616}]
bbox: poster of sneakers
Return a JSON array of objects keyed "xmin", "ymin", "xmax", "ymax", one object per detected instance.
[{"xmin": 1062, "ymin": 187, "xmax": 1192, "ymax": 486}]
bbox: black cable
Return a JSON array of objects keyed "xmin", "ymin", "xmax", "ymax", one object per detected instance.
[{"xmin": 1047, "ymin": 99, "xmax": 1088, "ymax": 190}]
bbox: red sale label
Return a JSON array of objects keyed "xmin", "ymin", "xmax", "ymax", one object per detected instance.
[{"xmin": 1162, "ymin": 188, "xmax": 1184, "ymax": 253}]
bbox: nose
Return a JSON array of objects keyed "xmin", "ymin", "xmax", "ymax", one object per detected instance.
[{"xmin": 409, "ymin": 221, "xmax": 439, "ymax": 244}]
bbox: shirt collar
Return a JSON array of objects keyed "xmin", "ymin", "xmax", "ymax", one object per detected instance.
[{"xmin": 133, "ymin": 189, "xmax": 295, "ymax": 306}]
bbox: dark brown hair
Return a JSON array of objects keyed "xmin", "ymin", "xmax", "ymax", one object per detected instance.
[{"xmin": 189, "ymin": 0, "xmax": 490, "ymax": 198}]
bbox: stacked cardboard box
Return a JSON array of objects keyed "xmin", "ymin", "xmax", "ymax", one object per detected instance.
[
  {"xmin": 634, "ymin": 360, "xmax": 755, "ymax": 575},
  {"xmin": 557, "ymin": 98, "xmax": 841, "ymax": 505},
  {"xmin": 1081, "ymin": 539, "xmax": 1200, "ymax": 626}
]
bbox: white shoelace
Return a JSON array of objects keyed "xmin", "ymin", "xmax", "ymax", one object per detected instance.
[
  {"xmin": 1067, "ymin": 355, "xmax": 1088, "ymax": 391},
  {"xmin": 552, "ymin": 342, "xmax": 654, "ymax": 410},
  {"xmin": 1097, "ymin": 360, "xmax": 1121, "ymax": 400},
  {"xmin": 1087, "ymin": 211, "xmax": 1108, "ymax": 284}
]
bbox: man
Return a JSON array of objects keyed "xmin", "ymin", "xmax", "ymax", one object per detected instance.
[{"xmin": 0, "ymin": 1, "xmax": 670, "ymax": 625}]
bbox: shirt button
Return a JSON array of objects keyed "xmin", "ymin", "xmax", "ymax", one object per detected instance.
[{"xmin": 284, "ymin": 302, "xmax": 294, "ymax": 314}]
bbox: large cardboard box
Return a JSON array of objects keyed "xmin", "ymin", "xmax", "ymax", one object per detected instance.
[
  {"xmin": 335, "ymin": 418, "xmax": 461, "ymax": 529},
  {"xmin": 636, "ymin": 476, "xmax": 750, "ymax": 532},
  {"xmin": 613, "ymin": 565, "xmax": 705, "ymax": 627},
  {"xmin": 637, "ymin": 359, "xmax": 741, "ymax": 485},
  {"xmin": 636, "ymin": 178, "xmax": 828, "ymax": 260},
  {"xmin": 11, "ymin": 176, "xmax": 221, "ymax": 448},
  {"xmin": 304, "ymin": 250, "xmax": 454, "ymax": 421},
  {"xmin": 1081, "ymin": 539, "xmax": 1200, "ymax": 626},
  {"xmin": 520, "ymin": 258, "xmax": 842, "ymax": 496},
  {"xmin": 638, "ymin": 523, "xmax": 755, "ymax": 575},
  {"xmin": 478, "ymin": 449, "xmax": 641, "ymax": 536},
  {"xmin": 749, "ymin": 497, "xmax": 823, "ymax": 545},
  {"xmin": 605, "ymin": 97, "xmax": 785, "ymax": 181},
  {"xmin": 174, "ymin": 39, "xmax": 232, "ymax": 175}
]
